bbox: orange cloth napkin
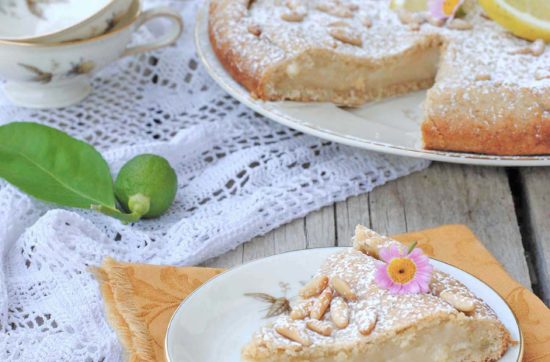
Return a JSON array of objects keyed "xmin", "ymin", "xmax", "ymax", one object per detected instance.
[{"xmin": 94, "ymin": 224, "xmax": 550, "ymax": 362}]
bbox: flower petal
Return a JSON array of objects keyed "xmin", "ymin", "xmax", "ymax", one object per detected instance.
[
  {"xmin": 375, "ymin": 242, "xmax": 433, "ymax": 295},
  {"xmin": 389, "ymin": 283, "xmax": 404, "ymax": 295},
  {"xmin": 429, "ymin": 0, "xmax": 447, "ymax": 20},
  {"xmin": 374, "ymin": 264, "xmax": 393, "ymax": 289},
  {"xmin": 429, "ymin": 0, "xmax": 464, "ymax": 20},
  {"xmin": 379, "ymin": 247, "xmax": 393, "ymax": 263},
  {"xmin": 409, "ymin": 248, "xmax": 423, "ymax": 258},
  {"xmin": 416, "ymin": 273, "xmax": 432, "ymax": 282},
  {"xmin": 390, "ymin": 244, "xmax": 404, "ymax": 258},
  {"xmin": 410, "ymin": 250, "xmax": 430, "ymax": 264},
  {"xmin": 405, "ymin": 281, "xmax": 421, "ymax": 294},
  {"xmin": 420, "ymin": 281, "xmax": 431, "ymax": 293},
  {"xmin": 416, "ymin": 264, "xmax": 433, "ymax": 275}
]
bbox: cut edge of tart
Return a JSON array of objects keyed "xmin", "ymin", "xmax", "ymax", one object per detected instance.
[
  {"xmin": 241, "ymin": 225, "xmax": 512, "ymax": 362},
  {"xmin": 208, "ymin": 0, "xmax": 550, "ymax": 155}
]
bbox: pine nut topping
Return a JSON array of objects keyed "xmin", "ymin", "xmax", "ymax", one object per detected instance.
[
  {"xmin": 328, "ymin": 25, "xmax": 363, "ymax": 46},
  {"xmin": 310, "ymin": 287, "xmax": 333, "ymax": 320},
  {"xmin": 281, "ymin": 9, "xmax": 306, "ymax": 22},
  {"xmin": 447, "ymin": 18, "xmax": 473, "ymax": 30},
  {"xmin": 275, "ymin": 324, "xmax": 311, "ymax": 346},
  {"xmin": 426, "ymin": 15, "xmax": 445, "ymax": 27},
  {"xmin": 247, "ymin": 24, "xmax": 262, "ymax": 36},
  {"xmin": 363, "ymin": 16, "xmax": 373, "ymax": 28},
  {"xmin": 531, "ymin": 39, "xmax": 545, "ymax": 56},
  {"xmin": 510, "ymin": 39, "xmax": 545, "ymax": 56},
  {"xmin": 316, "ymin": 3, "xmax": 354, "ymax": 18},
  {"xmin": 331, "ymin": 276, "xmax": 357, "ymax": 301},
  {"xmin": 330, "ymin": 297, "xmax": 350, "ymax": 328},
  {"xmin": 396, "ymin": 9, "xmax": 426, "ymax": 31},
  {"xmin": 475, "ymin": 73, "xmax": 491, "ymax": 81},
  {"xmin": 290, "ymin": 300, "xmax": 313, "ymax": 320},
  {"xmin": 300, "ymin": 275, "xmax": 329, "ymax": 298},
  {"xmin": 356, "ymin": 308, "xmax": 378, "ymax": 335},
  {"xmin": 440, "ymin": 290, "xmax": 476, "ymax": 313},
  {"xmin": 306, "ymin": 320, "xmax": 333, "ymax": 336}
]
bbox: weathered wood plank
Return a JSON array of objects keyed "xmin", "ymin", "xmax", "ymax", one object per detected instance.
[
  {"xmin": 204, "ymin": 206, "xmax": 336, "ymax": 267},
  {"xmin": 242, "ymin": 206, "xmax": 336, "ymax": 262},
  {"xmin": 335, "ymin": 163, "xmax": 530, "ymax": 288},
  {"xmin": 335, "ymin": 194, "xmax": 370, "ymax": 246},
  {"xmin": 369, "ymin": 182, "xmax": 408, "ymax": 236},
  {"xmin": 305, "ymin": 206, "xmax": 337, "ymax": 249},
  {"xmin": 205, "ymin": 163, "xmax": 531, "ymax": 294},
  {"xmin": 202, "ymin": 245, "xmax": 243, "ymax": 268},
  {"xmin": 242, "ymin": 218, "xmax": 306, "ymax": 262},
  {"xmin": 369, "ymin": 163, "xmax": 531, "ymax": 288},
  {"xmin": 518, "ymin": 168, "xmax": 550, "ymax": 305}
]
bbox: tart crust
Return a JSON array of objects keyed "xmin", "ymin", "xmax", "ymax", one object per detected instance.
[{"xmin": 208, "ymin": 0, "xmax": 550, "ymax": 155}]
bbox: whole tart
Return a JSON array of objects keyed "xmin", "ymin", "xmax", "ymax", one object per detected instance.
[
  {"xmin": 241, "ymin": 226, "xmax": 512, "ymax": 362},
  {"xmin": 208, "ymin": 0, "xmax": 550, "ymax": 155}
]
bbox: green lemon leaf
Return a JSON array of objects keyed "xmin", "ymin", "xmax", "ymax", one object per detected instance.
[{"xmin": 0, "ymin": 122, "xmax": 116, "ymax": 209}]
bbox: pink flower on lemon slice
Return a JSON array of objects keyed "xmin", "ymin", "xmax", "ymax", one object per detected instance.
[
  {"xmin": 429, "ymin": 0, "xmax": 464, "ymax": 20},
  {"xmin": 374, "ymin": 243, "xmax": 433, "ymax": 295}
]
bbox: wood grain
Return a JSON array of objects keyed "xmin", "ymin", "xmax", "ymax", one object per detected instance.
[
  {"xmin": 204, "ymin": 163, "xmax": 532, "ymax": 291},
  {"xmin": 518, "ymin": 168, "xmax": 550, "ymax": 305},
  {"xmin": 337, "ymin": 163, "xmax": 531, "ymax": 288},
  {"xmin": 202, "ymin": 245, "xmax": 243, "ymax": 268},
  {"xmin": 335, "ymin": 193, "xmax": 370, "ymax": 247}
]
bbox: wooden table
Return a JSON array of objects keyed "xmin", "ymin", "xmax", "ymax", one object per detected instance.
[{"xmin": 203, "ymin": 162, "xmax": 550, "ymax": 306}]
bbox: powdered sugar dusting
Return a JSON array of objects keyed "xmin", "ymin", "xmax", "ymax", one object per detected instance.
[
  {"xmin": 210, "ymin": 0, "xmax": 549, "ymax": 139},
  {"xmin": 210, "ymin": 0, "xmax": 549, "ymax": 88},
  {"xmin": 247, "ymin": 246, "xmax": 500, "ymax": 350}
]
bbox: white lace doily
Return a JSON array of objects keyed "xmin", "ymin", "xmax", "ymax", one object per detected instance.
[{"xmin": 0, "ymin": 1, "xmax": 429, "ymax": 360}]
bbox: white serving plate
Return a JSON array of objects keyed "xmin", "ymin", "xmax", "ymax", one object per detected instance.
[
  {"xmin": 165, "ymin": 247, "xmax": 523, "ymax": 362},
  {"xmin": 194, "ymin": 4, "xmax": 550, "ymax": 167}
]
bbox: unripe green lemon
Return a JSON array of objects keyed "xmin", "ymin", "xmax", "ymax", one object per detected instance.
[{"xmin": 114, "ymin": 154, "xmax": 177, "ymax": 219}]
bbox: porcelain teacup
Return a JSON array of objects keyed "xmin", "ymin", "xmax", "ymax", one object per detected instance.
[
  {"xmin": 0, "ymin": 0, "xmax": 183, "ymax": 109},
  {"xmin": 0, "ymin": 0, "xmax": 134, "ymax": 43}
]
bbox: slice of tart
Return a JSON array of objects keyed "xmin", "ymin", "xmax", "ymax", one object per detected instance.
[{"xmin": 241, "ymin": 226, "xmax": 512, "ymax": 362}]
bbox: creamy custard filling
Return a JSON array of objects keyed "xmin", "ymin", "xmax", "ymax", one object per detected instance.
[{"xmin": 263, "ymin": 46, "xmax": 440, "ymax": 105}]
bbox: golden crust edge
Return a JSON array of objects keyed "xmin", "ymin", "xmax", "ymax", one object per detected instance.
[
  {"xmin": 208, "ymin": 0, "xmax": 264, "ymax": 98},
  {"xmin": 241, "ymin": 312, "xmax": 512, "ymax": 362},
  {"xmin": 422, "ymin": 87, "xmax": 550, "ymax": 155}
]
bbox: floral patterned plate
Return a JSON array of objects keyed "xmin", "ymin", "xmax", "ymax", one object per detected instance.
[{"xmin": 165, "ymin": 247, "xmax": 522, "ymax": 362}]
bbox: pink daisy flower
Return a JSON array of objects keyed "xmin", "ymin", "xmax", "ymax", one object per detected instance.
[
  {"xmin": 429, "ymin": 0, "xmax": 464, "ymax": 20},
  {"xmin": 374, "ymin": 242, "xmax": 433, "ymax": 295}
]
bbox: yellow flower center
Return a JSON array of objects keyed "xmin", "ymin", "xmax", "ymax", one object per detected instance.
[
  {"xmin": 442, "ymin": 0, "xmax": 461, "ymax": 16},
  {"xmin": 387, "ymin": 258, "xmax": 417, "ymax": 285}
]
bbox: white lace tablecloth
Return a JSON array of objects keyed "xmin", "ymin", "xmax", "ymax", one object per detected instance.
[{"xmin": 0, "ymin": 0, "xmax": 429, "ymax": 360}]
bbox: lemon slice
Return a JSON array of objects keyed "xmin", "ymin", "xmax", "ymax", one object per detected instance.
[
  {"xmin": 479, "ymin": 0, "xmax": 550, "ymax": 41},
  {"xmin": 390, "ymin": 0, "xmax": 428, "ymax": 12}
]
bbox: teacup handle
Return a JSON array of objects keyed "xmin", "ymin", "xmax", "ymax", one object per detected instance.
[{"xmin": 122, "ymin": 7, "xmax": 184, "ymax": 58}]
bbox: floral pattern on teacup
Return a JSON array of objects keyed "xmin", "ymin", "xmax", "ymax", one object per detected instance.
[
  {"xmin": 18, "ymin": 58, "xmax": 96, "ymax": 83},
  {"xmin": 17, "ymin": 63, "xmax": 53, "ymax": 83},
  {"xmin": 26, "ymin": 0, "xmax": 68, "ymax": 19},
  {"xmin": 68, "ymin": 60, "xmax": 96, "ymax": 76},
  {"xmin": 105, "ymin": 11, "xmax": 125, "ymax": 33}
]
